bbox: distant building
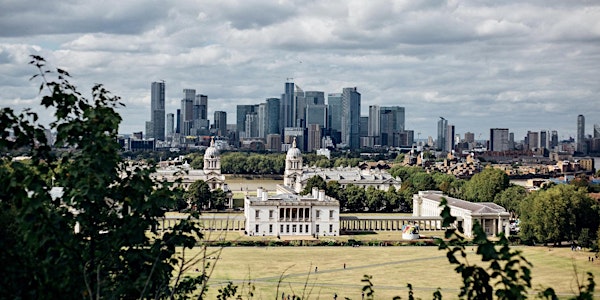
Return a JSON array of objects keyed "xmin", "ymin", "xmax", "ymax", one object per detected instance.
[
  {"xmin": 489, "ymin": 128, "xmax": 509, "ymax": 152},
  {"xmin": 413, "ymin": 191, "xmax": 510, "ymax": 238},
  {"xmin": 341, "ymin": 87, "xmax": 361, "ymax": 149},
  {"xmin": 150, "ymin": 81, "xmax": 166, "ymax": 141},
  {"xmin": 437, "ymin": 117, "xmax": 448, "ymax": 151},
  {"xmin": 213, "ymin": 111, "xmax": 227, "ymax": 136},
  {"xmin": 577, "ymin": 114, "xmax": 586, "ymax": 153},
  {"xmin": 244, "ymin": 186, "xmax": 340, "ymax": 237}
]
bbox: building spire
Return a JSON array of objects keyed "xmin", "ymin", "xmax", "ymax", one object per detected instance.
[{"xmin": 292, "ymin": 137, "xmax": 297, "ymax": 148}]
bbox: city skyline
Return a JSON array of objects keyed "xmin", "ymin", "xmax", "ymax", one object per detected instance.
[{"xmin": 1, "ymin": 1, "xmax": 599, "ymax": 139}]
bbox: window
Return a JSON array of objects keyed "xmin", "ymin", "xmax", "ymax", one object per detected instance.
[
  {"xmin": 286, "ymin": 224, "xmax": 290, "ymax": 233},
  {"xmin": 255, "ymin": 224, "xmax": 259, "ymax": 233},
  {"xmin": 269, "ymin": 210, "xmax": 274, "ymax": 218},
  {"xmin": 269, "ymin": 224, "xmax": 273, "ymax": 233},
  {"xmin": 280, "ymin": 224, "xmax": 284, "ymax": 233},
  {"xmin": 329, "ymin": 224, "xmax": 333, "ymax": 233},
  {"xmin": 299, "ymin": 225, "xmax": 303, "ymax": 233},
  {"xmin": 305, "ymin": 224, "xmax": 309, "ymax": 233},
  {"xmin": 255, "ymin": 210, "xmax": 260, "ymax": 218},
  {"xmin": 292, "ymin": 225, "xmax": 297, "ymax": 233},
  {"xmin": 329, "ymin": 210, "xmax": 334, "ymax": 218},
  {"xmin": 316, "ymin": 210, "xmax": 320, "ymax": 219},
  {"xmin": 316, "ymin": 224, "xmax": 320, "ymax": 233}
]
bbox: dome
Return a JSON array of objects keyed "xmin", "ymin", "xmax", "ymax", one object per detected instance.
[
  {"xmin": 286, "ymin": 138, "xmax": 302, "ymax": 159},
  {"xmin": 204, "ymin": 138, "xmax": 219, "ymax": 159}
]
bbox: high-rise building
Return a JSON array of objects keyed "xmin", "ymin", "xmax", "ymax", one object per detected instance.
[
  {"xmin": 244, "ymin": 112, "xmax": 259, "ymax": 138},
  {"xmin": 594, "ymin": 124, "xmax": 600, "ymax": 138},
  {"xmin": 214, "ymin": 111, "xmax": 227, "ymax": 136},
  {"xmin": 307, "ymin": 124, "xmax": 322, "ymax": 152},
  {"xmin": 306, "ymin": 104, "xmax": 327, "ymax": 129},
  {"xmin": 577, "ymin": 114, "xmax": 585, "ymax": 152},
  {"xmin": 327, "ymin": 93, "xmax": 343, "ymax": 143},
  {"xmin": 526, "ymin": 131, "xmax": 539, "ymax": 150},
  {"xmin": 437, "ymin": 117, "xmax": 448, "ymax": 151},
  {"xmin": 150, "ymin": 81, "xmax": 166, "ymax": 140},
  {"xmin": 266, "ymin": 98, "xmax": 280, "ymax": 135},
  {"xmin": 257, "ymin": 103, "xmax": 267, "ymax": 138},
  {"xmin": 464, "ymin": 132, "xmax": 475, "ymax": 143},
  {"xmin": 281, "ymin": 82, "xmax": 296, "ymax": 132},
  {"xmin": 360, "ymin": 116, "xmax": 369, "ymax": 138},
  {"xmin": 236, "ymin": 104, "xmax": 256, "ymax": 135},
  {"xmin": 368, "ymin": 105, "xmax": 381, "ymax": 145},
  {"xmin": 539, "ymin": 130, "xmax": 548, "ymax": 149},
  {"xmin": 380, "ymin": 106, "xmax": 405, "ymax": 147},
  {"xmin": 341, "ymin": 87, "xmax": 361, "ymax": 149},
  {"xmin": 551, "ymin": 130, "xmax": 559, "ymax": 149},
  {"xmin": 301, "ymin": 91, "xmax": 324, "ymax": 128},
  {"xmin": 446, "ymin": 125, "xmax": 455, "ymax": 152},
  {"xmin": 175, "ymin": 109, "xmax": 181, "ymax": 134},
  {"xmin": 180, "ymin": 89, "xmax": 195, "ymax": 136},
  {"xmin": 489, "ymin": 128, "xmax": 509, "ymax": 152},
  {"xmin": 166, "ymin": 113, "xmax": 174, "ymax": 139}
]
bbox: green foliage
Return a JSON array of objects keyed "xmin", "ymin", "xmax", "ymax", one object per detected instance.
[
  {"xmin": 519, "ymin": 184, "xmax": 599, "ymax": 245},
  {"xmin": 0, "ymin": 56, "xmax": 204, "ymax": 298},
  {"xmin": 185, "ymin": 179, "xmax": 228, "ymax": 210},
  {"xmin": 221, "ymin": 152, "xmax": 284, "ymax": 174},
  {"xmin": 462, "ymin": 167, "xmax": 509, "ymax": 202},
  {"xmin": 494, "ymin": 185, "xmax": 528, "ymax": 218},
  {"xmin": 300, "ymin": 175, "xmax": 327, "ymax": 195},
  {"xmin": 437, "ymin": 198, "xmax": 533, "ymax": 299}
]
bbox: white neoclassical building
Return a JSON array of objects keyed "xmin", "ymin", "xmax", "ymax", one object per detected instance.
[
  {"xmin": 283, "ymin": 139, "xmax": 402, "ymax": 193},
  {"xmin": 412, "ymin": 190, "xmax": 510, "ymax": 238},
  {"xmin": 244, "ymin": 186, "xmax": 340, "ymax": 237},
  {"xmin": 153, "ymin": 139, "xmax": 227, "ymax": 190},
  {"xmin": 245, "ymin": 139, "xmax": 340, "ymax": 237}
]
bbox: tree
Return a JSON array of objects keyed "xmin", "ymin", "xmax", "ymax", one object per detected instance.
[
  {"xmin": 301, "ymin": 175, "xmax": 327, "ymax": 195},
  {"xmin": 462, "ymin": 167, "xmax": 509, "ymax": 202},
  {"xmin": 344, "ymin": 184, "xmax": 367, "ymax": 212},
  {"xmin": 494, "ymin": 185, "xmax": 528, "ymax": 219},
  {"xmin": 0, "ymin": 56, "xmax": 204, "ymax": 298},
  {"xmin": 186, "ymin": 180, "xmax": 212, "ymax": 210},
  {"xmin": 519, "ymin": 184, "xmax": 599, "ymax": 245}
]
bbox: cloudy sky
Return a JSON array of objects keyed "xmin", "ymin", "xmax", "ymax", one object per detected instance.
[{"xmin": 1, "ymin": 0, "xmax": 599, "ymax": 140}]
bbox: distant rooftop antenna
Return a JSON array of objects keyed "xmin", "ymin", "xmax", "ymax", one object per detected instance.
[{"xmin": 286, "ymin": 77, "xmax": 294, "ymax": 82}]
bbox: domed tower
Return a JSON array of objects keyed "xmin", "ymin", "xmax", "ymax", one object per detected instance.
[
  {"xmin": 284, "ymin": 138, "xmax": 303, "ymax": 191},
  {"xmin": 203, "ymin": 138, "xmax": 221, "ymax": 175}
]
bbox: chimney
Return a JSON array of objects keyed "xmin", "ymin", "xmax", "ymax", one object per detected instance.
[
  {"xmin": 318, "ymin": 190, "xmax": 326, "ymax": 201},
  {"xmin": 262, "ymin": 189, "xmax": 268, "ymax": 201},
  {"xmin": 312, "ymin": 187, "xmax": 318, "ymax": 198},
  {"xmin": 257, "ymin": 187, "xmax": 263, "ymax": 199}
]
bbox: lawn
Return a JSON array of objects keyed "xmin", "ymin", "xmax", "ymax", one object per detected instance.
[{"xmin": 176, "ymin": 245, "xmax": 600, "ymax": 299}]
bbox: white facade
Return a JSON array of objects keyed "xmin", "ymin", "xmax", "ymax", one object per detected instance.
[
  {"xmin": 152, "ymin": 139, "xmax": 231, "ymax": 206},
  {"xmin": 244, "ymin": 187, "xmax": 340, "ymax": 237},
  {"xmin": 412, "ymin": 191, "xmax": 510, "ymax": 238}
]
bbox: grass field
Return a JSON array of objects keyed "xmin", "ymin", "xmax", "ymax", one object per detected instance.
[{"xmin": 177, "ymin": 245, "xmax": 600, "ymax": 299}]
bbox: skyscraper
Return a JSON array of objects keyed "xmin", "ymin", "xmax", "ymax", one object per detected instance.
[
  {"xmin": 236, "ymin": 104, "xmax": 256, "ymax": 135},
  {"xmin": 327, "ymin": 93, "xmax": 343, "ymax": 133},
  {"xmin": 266, "ymin": 98, "xmax": 280, "ymax": 135},
  {"xmin": 281, "ymin": 81, "xmax": 296, "ymax": 132},
  {"xmin": 305, "ymin": 104, "xmax": 327, "ymax": 128},
  {"xmin": 380, "ymin": 106, "xmax": 405, "ymax": 147},
  {"xmin": 166, "ymin": 113, "xmax": 174, "ymax": 140},
  {"xmin": 446, "ymin": 124, "xmax": 455, "ymax": 153},
  {"xmin": 577, "ymin": 114, "xmax": 585, "ymax": 152},
  {"xmin": 550, "ymin": 130, "xmax": 559, "ymax": 149},
  {"xmin": 594, "ymin": 124, "xmax": 600, "ymax": 138},
  {"xmin": 489, "ymin": 128, "xmax": 509, "ymax": 152},
  {"xmin": 341, "ymin": 87, "xmax": 361, "ymax": 149},
  {"xmin": 437, "ymin": 117, "xmax": 448, "ymax": 151},
  {"xmin": 214, "ymin": 111, "xmax": 227, "ymax": 136},
  {"xmin": 150, "ymin": 81, "xmax": 166, "ymax": 140},
  {"xmin": 526, "ymin": 131, "xmax": 539, "ymax": 150},
  {"xmin": 368, "ymin": 105, "xmax": 381, "ymax": 145},
  {"xmin": 180, "ymin": 89, "xmax": 195, "ymax": 136}
]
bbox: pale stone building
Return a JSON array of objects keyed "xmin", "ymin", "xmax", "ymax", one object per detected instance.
[
  {"xmin": 245, "ymin": 139, "xmax": 340, "ymax": 237},
  {"xmin": 244, "ymin": 186, "xmax": 340, "ymax": 237},
  {"xmin": 283, "ymin": 139, "xmax": 401, "ymax": 193},
  {"xmin": 412, "ymin": 190, "xmax": 510, "ymax": 238},
  {"xmin": 153, "ymin": 139, "xmax": 227, "ymax": 190}
]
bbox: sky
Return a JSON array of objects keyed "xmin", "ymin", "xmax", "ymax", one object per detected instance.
[{"xmin": 1, "ymin": 0, "xmax": 599, "ymax": 140}]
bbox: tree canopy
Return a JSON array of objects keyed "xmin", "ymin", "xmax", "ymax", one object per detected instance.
[
  {"xmin": 0, "ymin": 56, "xmax": 204, "ymax": 298},
  {"xmin": 462, "ymin": 167, "xmax": 509, "ymax": 202}
]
